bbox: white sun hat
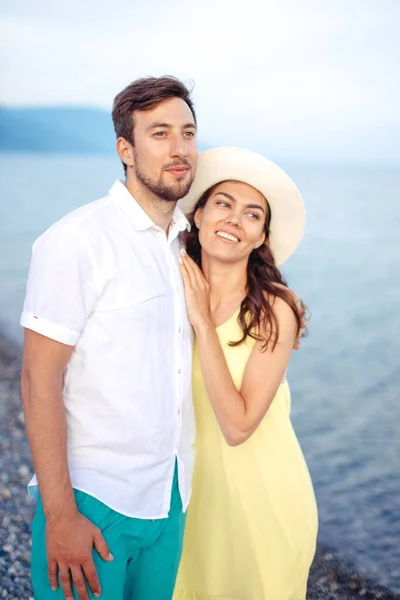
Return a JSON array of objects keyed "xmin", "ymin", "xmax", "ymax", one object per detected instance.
[{"xmin": 178, "ymin": 147, "xmax": 306, "ymax": 266}]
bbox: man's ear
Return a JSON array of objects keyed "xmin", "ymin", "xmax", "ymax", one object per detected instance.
[{"xmin": 116, "ymin": 137, "xmax": 134, "ymax": 170}]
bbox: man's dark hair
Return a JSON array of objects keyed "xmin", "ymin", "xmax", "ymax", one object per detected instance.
[{"xmin": 112, "ymin": 75, "xmax": 196, "ymax": 151}]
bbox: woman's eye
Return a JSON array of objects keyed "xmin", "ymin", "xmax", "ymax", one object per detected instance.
[
  {"xmin": 247, "ymin": 212, "xmax": 260, "ymax": 220},
  {"xmin": 217, "ymin": 201, "xmax": 229, "ymax": 208}
]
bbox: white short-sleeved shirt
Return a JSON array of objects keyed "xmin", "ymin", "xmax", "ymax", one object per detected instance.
[{"xmin": 21, "ymin": 180, "xmax": 195, "ymax": 519}]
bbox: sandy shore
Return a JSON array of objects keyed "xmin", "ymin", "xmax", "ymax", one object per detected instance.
[{"xmin": 0, "ymin": 333, "xmax": 398, "ymax": 600}]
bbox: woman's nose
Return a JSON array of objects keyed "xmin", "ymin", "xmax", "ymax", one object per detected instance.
[{"xmin": 226, "ymin": 213, "xmax": 241, "ymax": 226}]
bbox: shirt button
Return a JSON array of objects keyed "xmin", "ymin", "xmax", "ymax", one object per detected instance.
[
  {"xmin": 177, "ymin": 409, "xmax": 181, "ymax": 415},
  {"xmin": 178, "ymin": 327, "xmax": 181, "ymax": 333},
  {"xmin": 178, "ymin": 368, "xmax": 182, "ymax": 374}
]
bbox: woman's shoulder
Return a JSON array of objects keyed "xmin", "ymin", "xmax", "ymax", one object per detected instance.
[
  {"xmin": 258, "ymin": 284, "xmax": 300, "ymax": 339},
  {"xmin": 269, "ymin": 282, "xmax": 300, "ymax": 304}
]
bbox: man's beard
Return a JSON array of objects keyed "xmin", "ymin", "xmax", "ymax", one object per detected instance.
[{"xmin": 133, "ymin": 155, "xmax": 193, "ymax": 203}]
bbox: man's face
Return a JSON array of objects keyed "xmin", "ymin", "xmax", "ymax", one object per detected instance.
[{"xmin": 129, "ymin": 98, "xmax": 198, "ymax": 202}]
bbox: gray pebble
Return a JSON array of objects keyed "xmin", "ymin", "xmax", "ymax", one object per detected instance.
[
  {"xmin": 1, "ymin": 335, "xmax": 399, "ymax": 600},
  {"xmin": 18, "ymin": 464, "xmax": 30, "ymax": 478}
]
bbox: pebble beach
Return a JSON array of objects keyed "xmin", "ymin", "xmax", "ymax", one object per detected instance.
[{"xmin": 1, "ymin": 331, "xmax": 399, "ymax": 600}]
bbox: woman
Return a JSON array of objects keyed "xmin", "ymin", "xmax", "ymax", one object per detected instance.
[{"xmin": 173, "ymin": 148, "xmax": 318, "ymax": 600}]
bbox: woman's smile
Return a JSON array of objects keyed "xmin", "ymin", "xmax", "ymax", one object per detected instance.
[{"xmin": 215, "ymin": 230, "xmax": 240, "ymax": 243}]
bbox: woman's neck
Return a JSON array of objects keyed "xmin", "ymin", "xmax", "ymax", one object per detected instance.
[{"xmin": 201, "ymin": 251, "xmax": 248, "ymax": 314}]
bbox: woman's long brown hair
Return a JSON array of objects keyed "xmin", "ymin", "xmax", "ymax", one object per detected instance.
[{"xmin": 183, "ymin": 182, "xmax": 308, "ymax": 351}]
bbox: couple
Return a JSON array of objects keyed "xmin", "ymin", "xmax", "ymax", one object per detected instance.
[{"xmin": 21, "ymin": 76, "xmax": 318, "ymax": 600}]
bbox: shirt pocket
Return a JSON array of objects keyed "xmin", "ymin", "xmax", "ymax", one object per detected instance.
[{"xmin": 93, "ymin": 261, "xmax": 171, "ymax": 313}]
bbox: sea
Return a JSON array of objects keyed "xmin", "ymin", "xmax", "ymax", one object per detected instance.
[{"xmin": 0, "ymin": 153, "xmax": 399, "ymax": 591}]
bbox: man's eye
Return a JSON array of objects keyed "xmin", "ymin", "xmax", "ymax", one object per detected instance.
[
  {"xmin": 154, "ymin": 131, "xmax": 166, "ymax": 137},
  {"xmin": 184, "ymin": 131, "xmax": 195, "ymax": 138}
]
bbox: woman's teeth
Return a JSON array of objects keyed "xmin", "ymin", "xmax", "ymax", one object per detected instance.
[{"xmin": 216, "ymin": 231, "xmax": 239, "ymax": 242}]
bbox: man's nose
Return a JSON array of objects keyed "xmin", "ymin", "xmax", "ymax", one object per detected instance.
[{"xmin": 170, "ymin": 135, "xmax": 189, "ymax": 158}]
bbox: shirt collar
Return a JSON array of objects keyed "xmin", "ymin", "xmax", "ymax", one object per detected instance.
[
  {"xmin": 109, "ymin": 179, "xmax": 190, "ymax": 234},
  {"xmin": 109, "ymin": 180, "xmax": 154, "ymax": 231},
  {"xmin": 170, "ymin": 205, "xmax": 191, "ymax": 234}
]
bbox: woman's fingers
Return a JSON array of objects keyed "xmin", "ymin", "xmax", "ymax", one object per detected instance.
[
  {"xmin": 180, "ymin": 250, "xmax": 197, "ymax": 288},
  {"xmin": 180, "ymin": 250, "xmax": 208, "ymax": 289},
  {"xmin": 179, "ymin": 250, "xmax": 212, "ymax": 329},
  {"xmin": 179, "ymin": 255, "xmax": 193, "ymax": 290},
  {"xmin": 179, "ymin": 262, "xmax": 189, "ymax": 290}
]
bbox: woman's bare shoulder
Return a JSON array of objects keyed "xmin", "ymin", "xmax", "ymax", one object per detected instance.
[{"xmin": 270, "ymin": 282, "xmax": 299, "ymax": 298}]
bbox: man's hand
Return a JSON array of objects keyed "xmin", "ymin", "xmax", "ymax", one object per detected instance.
[
  {"xmin": 293, "ymin": 297, "xmax": 308, "ymax": 351},
  {"xmin": 46, "ymin": 509, "xmax": 113, "ymax": 600}
]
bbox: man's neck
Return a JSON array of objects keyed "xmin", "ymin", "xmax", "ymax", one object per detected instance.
[{"xmin": 125, "ymin": 178, "xmax": 176, "ymax": 233}]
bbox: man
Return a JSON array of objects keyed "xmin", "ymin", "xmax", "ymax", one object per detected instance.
[{"xmin": 21, "ymin": 76, "xmax": 198, "ymax": 600}]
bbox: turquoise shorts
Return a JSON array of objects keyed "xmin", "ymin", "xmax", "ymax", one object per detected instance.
[{"xmin": 31, "ymin": 466, "xmax": 186, "ymax": 600}]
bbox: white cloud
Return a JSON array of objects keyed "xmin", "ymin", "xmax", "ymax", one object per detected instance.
[{"xmin": 0, "ymin": 0, "xmax": 399, "ymax": 163}]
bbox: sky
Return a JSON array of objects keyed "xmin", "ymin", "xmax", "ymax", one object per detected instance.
[{"xmin": 0, "ymin": 0, "xmax": 399, "ymax": 164}]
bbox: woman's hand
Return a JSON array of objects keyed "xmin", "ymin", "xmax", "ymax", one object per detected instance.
[{"xmin": 179, "ymin": 250, "xmax": 213, "ymax": 331}]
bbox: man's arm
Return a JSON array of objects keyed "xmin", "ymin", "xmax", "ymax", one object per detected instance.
[
  {"xmin": 22, "ymin": 329, "xmax": 76, "ymax": 521},
  {"xmin": 22, "ymin": 329, "xmax": 113, "ymax": 600}
]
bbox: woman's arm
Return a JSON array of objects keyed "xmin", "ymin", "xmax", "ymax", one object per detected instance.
[{"xmin": 180, "ymin": 252, "xmax": 297, "ymax": 446}]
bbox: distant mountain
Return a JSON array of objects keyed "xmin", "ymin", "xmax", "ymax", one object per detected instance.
[
  {"xmin": 0, "ymin": 106, "xmax": 116, "ymax": 153},
  {"xmin": 1, "ymin": 106, "xmax": 398, "ymax": 167},
  {"xmin": 0, "ymin": 107, "xmax": 115, "ymax": 154},
  {"xmin": 0, "ymin": 107, "xmax": 210, "ymax": 155}
]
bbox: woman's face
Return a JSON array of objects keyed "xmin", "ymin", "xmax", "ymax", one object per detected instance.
[{"xmin": 194, "ymin": 180, "xmax": 269, "ymax": 264}]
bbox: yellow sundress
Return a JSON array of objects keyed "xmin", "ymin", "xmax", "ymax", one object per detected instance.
[{"xmin": 174, "ymin": 311, "xmax": 318, "ymax": 600}]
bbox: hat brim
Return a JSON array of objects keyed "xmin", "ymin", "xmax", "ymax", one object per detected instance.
[{"xmin": 178, "ymin": 147, "xmax": 306, "ymax": 266}]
